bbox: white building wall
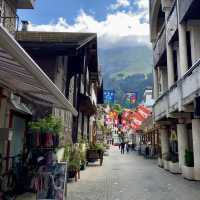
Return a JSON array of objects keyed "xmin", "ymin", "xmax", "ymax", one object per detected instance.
[{"xmin": 188, "ymin": 20, "xmax": 200, "ymax": 65}]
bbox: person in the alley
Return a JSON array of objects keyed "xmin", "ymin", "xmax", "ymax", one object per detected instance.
[{"xmin": 121, "ymin": 141, "xmax": 125, "ymax": 154}]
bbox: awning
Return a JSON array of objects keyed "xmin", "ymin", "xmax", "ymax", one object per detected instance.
[{"xmin": 0, "ymin": 25, "xmax": 78, "ymax": 116}]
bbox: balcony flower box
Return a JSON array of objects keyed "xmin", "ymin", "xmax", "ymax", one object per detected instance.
[
  {"xmin": 163, "ymin": 160, "xmax": 169, "ymax": 171},
  {"xmin": 182, "ymin": 165, "xmax": 194, "ymax": 180},
  {"xmin": 182, "ymin": 150, "xmax": 194, "ymax": 180},
  {"xmin": 169, "ymin": 161, "xmax": 181, "ymax": 174}
]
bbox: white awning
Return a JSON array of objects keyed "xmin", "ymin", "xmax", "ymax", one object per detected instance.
[{"xmin": 0, "ymin": 25, "xmax": 78, "ymax": 116}]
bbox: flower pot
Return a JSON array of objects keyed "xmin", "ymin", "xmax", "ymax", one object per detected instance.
[
  {"xmin": 163, "ymin": 160, "xmax": 169, "ymax": 171},
  {"xmin": 194, "ymin": 167, "xmax": 200, "ymax": 181},
  {"xmin": 80, "ymin": 163, "xmax": 86, "ymax": 171},
  {"xmin": 182, "ymin": 165, "xmax": 194, "ymax": 180},
  {"xmin": 158, "ymin": 158, "xmax": 163, "ymax": 168},
  {"xmin": 86, "ymin": 149, "xmax": 104, "ymax": 166},
  {"xmin": 68, "ymin": 170, "xmax": 77, "ymax": 179},
  {"xmin": 169, "ymin": 161, "xmax": 181, "ymax": 174}
]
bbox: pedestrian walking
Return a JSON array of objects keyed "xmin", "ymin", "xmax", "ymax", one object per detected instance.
[
  {"xmin": 145, "ymin": 145, "xmax": 149, "ymax": 159},
  {"xmin": 121, "ymin": 142, "xmax": 125, "ymax": 154},
  {"xmin": 126, "ymin": 142, "xmax": 129, "ymax": 153}
]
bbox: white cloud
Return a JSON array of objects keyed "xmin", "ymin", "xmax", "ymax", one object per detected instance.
[
  {"xmin": 28, "ymin": 9, "xmax": 150, "ymax": 49},
  {"xmin": 137, "ymin": 0, "xmax": 148, "ymax": 9},
  {"xmin": 109, "ymin": 0, "xmax": 130, "ymax": 10}
]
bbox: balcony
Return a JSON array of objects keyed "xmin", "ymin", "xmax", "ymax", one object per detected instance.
[
  {"xmin": 179, "ymin": 0, "xmax": 200, "ymax": 22},
  {"xmin": 153, "ymin": 94, "xmax": 168, "ymax": 121},
  {"xmin": 153, "ymin": 26, "xmax": 166, "ymax": 67},
  {"xmin": 166, "ymin": 3, "xmax": 178, "ymax": 43},
  {"xmin": 16, "ymin": 0, "xmax": 36, "ymax": 9},
  {"xmin": 154, "ymin": 58, "xmax": 200, "ymax": 121}
]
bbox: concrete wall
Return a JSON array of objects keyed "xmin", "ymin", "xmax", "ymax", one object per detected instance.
[{"xmin": 188, "ymin": 20, "xmax": 200, "ymax": 65}]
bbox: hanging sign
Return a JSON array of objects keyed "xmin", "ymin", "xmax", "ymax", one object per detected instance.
[
  {"xmin": 124, "ymin": 92, "xmax": 137, "ymax": 108},
  {"xmin": 103, "ymin": 90, "xmax": 115, "ymax": 104}
]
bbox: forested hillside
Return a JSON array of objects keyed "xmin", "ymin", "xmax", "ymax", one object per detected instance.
[{"xmin": 99, "ymin": 46, "xmax": 153, "ymax": 107}]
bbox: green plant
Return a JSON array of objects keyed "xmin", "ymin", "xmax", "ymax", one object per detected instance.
[
  {"xmin": 88, "ymin": 143, "xmax": 105, "ymax": 153},
  {"xmin": 68, "ymin": 160, "xmax": 80, "ymax": 171},
  {"xmin": 28, "ymin": 115, "xmax": 63, "ymax": 135},
  {"xmin": 185, "ymin": 150, "xmax": 194, "ymax": 167},
  {"xmin": 28, "ymin": 121, "xmax": 40, "ymax": 132},
  {"xmin": 63, "ymin": 144, "xmax": 72, "ymax": 161},
  {"xmin": 68, "ymin": 147, "xmax": 81, "ymax": 171}
]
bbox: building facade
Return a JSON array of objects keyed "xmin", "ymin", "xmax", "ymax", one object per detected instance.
[
  {"xmin": 0, "ymin": 0, "xmax": 77, "ymax": 172},
  {"xmin": 16, "ymin": 31, "xmax": 101, "ymax": 144},
  {"xmin": 150, "ymin": 0, "xmax": 200, "ymax": 180}
]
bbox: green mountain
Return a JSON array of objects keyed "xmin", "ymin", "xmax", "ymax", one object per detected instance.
[
  {"xmin": 99, "ymin": 46, "xmax": 153, "ymax": 107},
  {"xmin": 99, "ymin": 46, "xmax": 153, "ymax": 79}
]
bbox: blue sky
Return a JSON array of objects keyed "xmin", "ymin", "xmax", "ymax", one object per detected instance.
[
  {"xmin": 18, "ymin": 0, "xmax": 116, "ymax": 24},
  {"xmin": 18, "ymin": 0, "xmax": 150, "ymax": 49}
]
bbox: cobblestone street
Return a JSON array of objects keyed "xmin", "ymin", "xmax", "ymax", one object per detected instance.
[{"xmin": 67, "ymin": 146, "xmax": 200, "ymax": 200}]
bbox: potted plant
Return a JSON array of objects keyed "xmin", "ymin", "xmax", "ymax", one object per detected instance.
[
  {"xmin": 163, "ymin": 153, "xmax": 170, "ymax": 171},
  {"xmin": 28, "ymin": 115, "xmax": 62, "ymax": 148},
  {"xmin": 169, "ymin": 153, "xmax": 181, "ymax": 174},
  {"xmin": 67, "ymin": 147, "xmax": 81, "ymax": 181},
  {"xmin": 86, "ymin": 143, "xmax": 104, "ymax": 166},
  {"xmin": 182, "ymin": 150, "xmax": 194, "ymax": 180},
  {"xmin": 79, "ymin": 140, "xmax": 87, "ymax": 170}
]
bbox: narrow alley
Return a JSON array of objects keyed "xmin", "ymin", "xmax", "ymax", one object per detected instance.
[{"xmin": 68, "ymin": 147, "xmax": 200, "ymax": 200}]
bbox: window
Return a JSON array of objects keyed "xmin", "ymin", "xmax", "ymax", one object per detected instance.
[
  {"xmin": 186, "ymin": 31, "xmax": 192, "ymax": 69},
  {"xmin": 173, "ymin": 50, "xmax": 178, "ymax": 82}
]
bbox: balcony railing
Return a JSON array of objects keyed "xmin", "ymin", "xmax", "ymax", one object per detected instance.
[
  {"xmin": 166, "ymin": 3, "xmax": 178, "ymax": 43},
  {"xmin": 154, "ymin": 58, "xmax": 200, "ymax": 121},
  {"xmin": 153, "ymin": 25, "xmax": 166, "ymax": 67}
]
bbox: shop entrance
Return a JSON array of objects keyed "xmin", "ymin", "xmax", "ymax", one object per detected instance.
[{"xmin": 10, "ymin": 115, "xmax": 26, "ymax": 157}]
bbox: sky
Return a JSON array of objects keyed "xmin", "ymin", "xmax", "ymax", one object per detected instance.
[{"xmin": 18, "ymin": 0, "xmax": 150, "ymax": 49}]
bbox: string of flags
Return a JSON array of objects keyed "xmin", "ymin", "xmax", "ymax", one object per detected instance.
[{"xmin": 105, "ymin": 104, "xmax": 151, "ymax": 133}]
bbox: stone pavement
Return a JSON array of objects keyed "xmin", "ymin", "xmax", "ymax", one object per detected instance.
[{"xmin": 67, "ymin": 146, "xmax": 200, "ymax": 200}]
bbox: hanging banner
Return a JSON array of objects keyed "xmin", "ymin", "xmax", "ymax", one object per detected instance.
[
  {"xmin": 124, "ymin": 92, "xmax": 137, "ymax": 107},
  {"xmin": 103, "ymin": 90, "xmax": 115, "ymax": 104},
  {"xmin": 137, "ymin": 105, "xmax": 151, "ymax": 118}
]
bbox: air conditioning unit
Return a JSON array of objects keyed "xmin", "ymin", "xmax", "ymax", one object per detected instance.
[{"xmin": 11, "ymin": 93, "xmax": 21, "ymax": 104}]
